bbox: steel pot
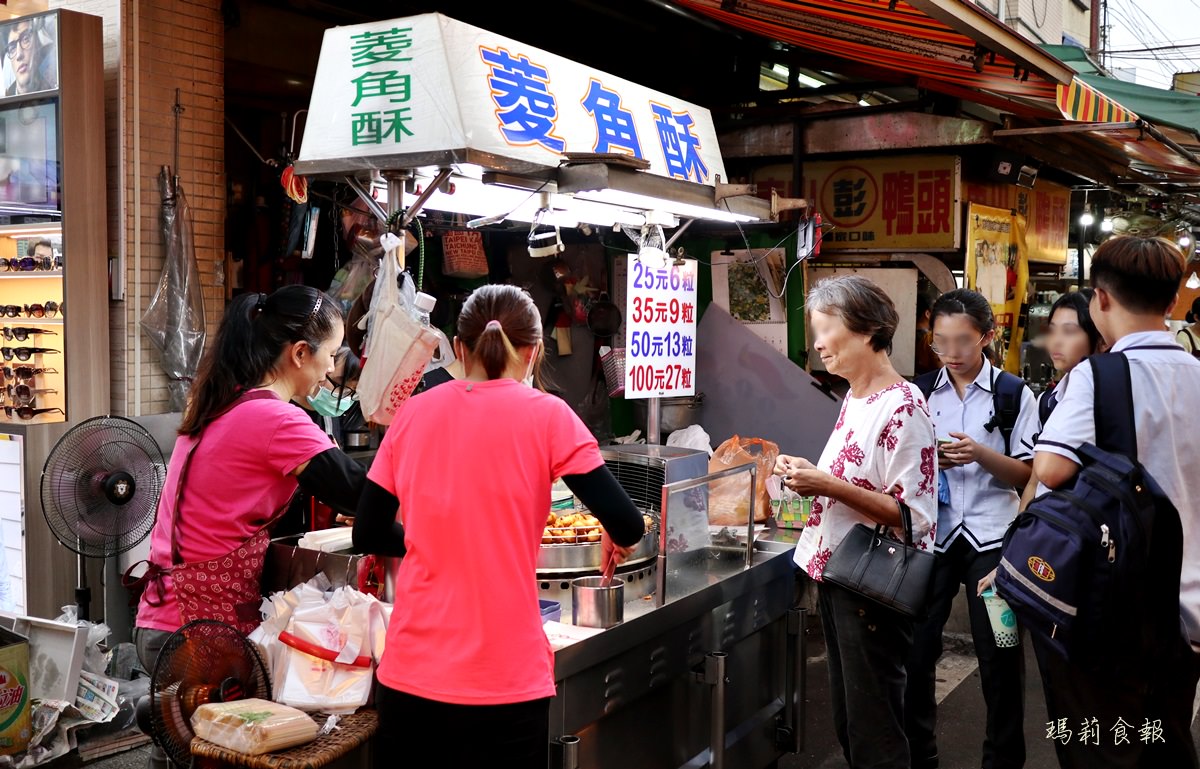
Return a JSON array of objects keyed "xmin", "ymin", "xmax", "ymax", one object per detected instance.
[
  {"xmin": 344, "ymin": 430, "xmax": 371, "ymax": 449},
  {"xmin": 572, "ymin": 576, "xmax": 624, "ymax": 628}
]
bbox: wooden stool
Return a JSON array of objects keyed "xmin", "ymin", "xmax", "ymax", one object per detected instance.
[{"xmin": 191, "ymin": 710, "xmax": 377, "ymax": 769}]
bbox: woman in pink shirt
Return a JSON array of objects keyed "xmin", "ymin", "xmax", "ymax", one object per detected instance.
[
  {"xmin": 354, "ymin": 284, "xmax": 644, "ymax": 768},
  {"xmin": 130, "ymin": 285, "xmax": 366, "ymax": 769}
]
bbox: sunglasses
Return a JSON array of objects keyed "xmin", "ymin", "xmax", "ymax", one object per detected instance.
[
  {"xmin": 23, "ymin": 302, "xmax": 59, "ymax": 318},
  {"xmin": 2, "ymin": 405, "xmax": 63, "ymax": 421},
  {"xmin": 0, "ymin": 256, "xmax": 55, "ymax": 272},
  {"xmin": 1, "ymin": 366, "xmax": 55, "ymax": 381},
  {"xmin": 0, "ymin": 347, "xmax": 58, "ymax": 361},
  {"xmin": 1, "ymin": 327, "xmax": 55, "ymax": 342},
  {"xmin": 6, "ymin": 384, "xmax": 55, "ymax": 403},
  {"xmin": 0, "ymin": 303, "xmax": 58, "ymax": 318}
]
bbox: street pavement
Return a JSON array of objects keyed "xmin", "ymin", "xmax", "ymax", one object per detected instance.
[{"xmin": 781, "ymin": 625, "xmax": 1200, "ymax": 769}]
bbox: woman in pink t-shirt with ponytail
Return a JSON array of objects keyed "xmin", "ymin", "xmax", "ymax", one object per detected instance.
[{"xmin": 355, "ymin": 284, "xmax": 644, "ymax": 768}]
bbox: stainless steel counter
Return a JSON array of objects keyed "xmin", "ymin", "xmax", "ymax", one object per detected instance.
[
  {"xmin": 263, "ymin": 531, "xmax": 807, "ymax": 769},
  {"xmin": 549, "ymin": 538, "xmax": 805, "ymax": 769}
]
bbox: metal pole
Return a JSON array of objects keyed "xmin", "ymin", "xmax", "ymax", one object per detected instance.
[
  {"xmin": 76, "ymin": 552, "xmax": 89, "ymax": 622},
  {"xmin": 656, "ymin": 483, "xmax": 669, "ymax": 607},
  {"xmin": 745, "ymin": 465, "xmax": 756, "ymax": 569},
  {"xmin": 1077, "ymin": 223, "xmax": 1087, "ymax": 292},
  {"xmin": 706, "ymin": 652, "xmax": 728, "ymax": 769},
  {"xmin": 552, "ymin": 735, "xmax": 580, "ymax": 769},
  {"xmin": 646, "ymin": 397, "xmax": 661, "ymax": 444},
  {"xmin": 383, "ymin": 171, "xmax": 407, "ymax": 270}
]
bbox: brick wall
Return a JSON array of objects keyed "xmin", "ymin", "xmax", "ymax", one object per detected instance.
[
  {"xmin": 54, "ymin": 0, "xmax": 224, "ymax": 416},
  {"xmin": 121, "ymin": 0, "xmax": 224, "ymax": 416}
]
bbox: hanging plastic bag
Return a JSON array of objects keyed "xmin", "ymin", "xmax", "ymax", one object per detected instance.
[
  {"xmin": 355, "ymin": 235, "xmax": 440, "ymax": 424},
  {"xmin": 707, "ymin": 435, "xmax": 779, "ymax": 525},
  {"xmin": 424, "ymin": 326, "xmax": 455, "ymax": 375}
]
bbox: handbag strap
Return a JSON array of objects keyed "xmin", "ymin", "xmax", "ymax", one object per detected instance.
[{"xmin": 894, "ymin": 497, "xmax": 916, "ymax": 548}]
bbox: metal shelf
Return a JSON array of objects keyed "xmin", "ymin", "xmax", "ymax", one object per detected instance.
[{"xmin": 0, "ymin": 271, "xmax": 63, "ymax": 279}]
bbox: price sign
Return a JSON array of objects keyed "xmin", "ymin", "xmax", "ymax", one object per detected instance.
[{"xmin": 624, "ymin": 253, "xmax": 698, "ymax": 398}]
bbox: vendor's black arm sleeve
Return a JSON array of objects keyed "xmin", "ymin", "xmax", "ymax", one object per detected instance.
[
  {"xmin": 563, "ymin": 466, "xmax": 645, "ymax": 547},
  {"xmin": 296, "ymin": 448, "xmax": 367, "ymax": 517},
  {"xmin": 352, "ymin": 480, "xmax": 407, "ymax": 557}
]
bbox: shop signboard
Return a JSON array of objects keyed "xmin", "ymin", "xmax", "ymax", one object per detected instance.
[
  {"xmin": 964, "ymin": 179, "xmax": 1070, "ymax": 264},
  {"xmin": 801, "ymin": 155, "xmax": 962, "ymax": 251},
  {"xmin": 299, "ymin": 13, "xmax": 726, "ymax": 185},
  {"xmin": 965, "ymin": 203, "xmax": 1029, "ymax": 373},
  {"xmin": 624, "ymin": 254, "xmax": 698, "ymax": 399}
]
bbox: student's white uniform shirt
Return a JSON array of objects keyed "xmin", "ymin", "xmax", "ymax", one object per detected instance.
[
  {"xmin": 1036, "ymin": 331, "xmax": 1200, "ymax": 645},
  {"xmin": 927, "ymin": 358, "xmax": 1038, "ymax": 553}
]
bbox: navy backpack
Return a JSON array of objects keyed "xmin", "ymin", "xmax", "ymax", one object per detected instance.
[{"xmin": 995, "ymin": 350, "xmax": 1185, "ymax": 669}]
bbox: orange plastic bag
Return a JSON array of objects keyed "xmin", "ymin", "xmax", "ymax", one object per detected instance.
[{"xmin": 707, "ymin": 435, "xmax": 779, "ymax": 525}]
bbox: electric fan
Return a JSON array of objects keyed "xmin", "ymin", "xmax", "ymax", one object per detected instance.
[
  {"xmin": 40, "ymin": 415, "xmax": 166, "ymax": 620},
  {"xmin": 149, "ymin": 619, "xmax": 272, "ymax": 767}
]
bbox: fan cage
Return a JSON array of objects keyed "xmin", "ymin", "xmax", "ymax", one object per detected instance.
[
  {"xmin": 41, "ymin": 415, "xmax": 166, "ymax": 558},
  {"xmin": 149, "ymin": 619, "xmax": 272, "ymax": 768}
]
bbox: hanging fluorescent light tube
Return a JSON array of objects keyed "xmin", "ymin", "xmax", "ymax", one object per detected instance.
[
  {"xmin": 378, "ymin": 173, "xmax": 647, "ymax": 228},
  {"xmin": 558, "ymin": 163, "xmax": 770, "ymax": 224}
]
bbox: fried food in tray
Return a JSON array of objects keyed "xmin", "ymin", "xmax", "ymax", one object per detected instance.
[{"xmin": 542, "ymin": 512, "xmax": 655, "ymax": 546}]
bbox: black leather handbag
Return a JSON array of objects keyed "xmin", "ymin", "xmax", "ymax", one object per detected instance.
[{"xmin": 821, "ymin": 499, "xmax": 935, "ymax": 618}]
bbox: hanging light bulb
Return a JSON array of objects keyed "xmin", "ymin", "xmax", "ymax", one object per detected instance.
[
  {"xmin": 1079, "ymin": 212, "xmax": 1095, "ymax": 227},
  {"xmin": 1187, "ymin": 272, "xmax": 1200, "ymax": 290},
  {"xmin": 1180, "ymin": 235, "xmax": 1192, "ymax": 248},
  {"xmin": 1100, "ymin": 218, "xmax": 1114, "ymax": 233}
]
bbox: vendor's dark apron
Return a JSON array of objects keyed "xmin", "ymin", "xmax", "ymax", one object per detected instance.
[{"xmin": 127, "ymin": 390, "xmax": 295, "ymax": 635}]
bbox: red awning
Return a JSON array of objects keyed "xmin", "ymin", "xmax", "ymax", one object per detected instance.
[{"xmin": 674, "ymin": 0, "xmax": 1122, "ymax": 119}]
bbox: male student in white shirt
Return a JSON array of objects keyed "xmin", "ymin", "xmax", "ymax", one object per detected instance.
[{"xmin": 1034, "ymin": 235, "xmax": 1200, "ymax": 769}]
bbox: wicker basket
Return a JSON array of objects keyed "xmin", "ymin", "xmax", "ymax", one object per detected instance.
[
  {"xmin": 191, "ymin": 709, "xmax": 378, "ymax": 769},
  {"xmin": 600, "ymin": 348, "xmax": 626, "ymax": 397}
]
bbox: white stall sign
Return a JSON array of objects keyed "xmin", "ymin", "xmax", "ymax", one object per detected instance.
[
  {"xmin": 624, "ymin": 255, "xmax": 698, "ymax": 399},
  {"xmin": 299, "ymin": 13, "xmax": 727, "ymax": 185}
]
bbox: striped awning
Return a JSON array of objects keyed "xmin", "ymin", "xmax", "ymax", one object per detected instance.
[
  {"xmin": 672, "ymin": 0, "xmax": 1135, "ymax": 122},
  {"xmin": 1057, "ymin": 77, "xmax": 1139, "ymax": 123}
]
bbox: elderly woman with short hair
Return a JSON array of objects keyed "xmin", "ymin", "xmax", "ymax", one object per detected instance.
[{"xmin": 775, "ymin": 275, "xmax": 937, "ymax": 769}]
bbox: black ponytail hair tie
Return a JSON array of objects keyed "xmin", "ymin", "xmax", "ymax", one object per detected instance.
[{"xmin": 251, "ymin": 292, "xmax": 267, "ymax": 319}]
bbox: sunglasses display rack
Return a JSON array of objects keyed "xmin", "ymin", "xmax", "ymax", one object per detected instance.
[{"xmin": 0, "ymin": 222, "xmax": 63, "ymax": 424}]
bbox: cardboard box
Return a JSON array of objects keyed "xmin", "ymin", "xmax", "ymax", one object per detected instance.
[{"xmin": 0, "ymin": 626, "xmax": 31, "ymax": 755}]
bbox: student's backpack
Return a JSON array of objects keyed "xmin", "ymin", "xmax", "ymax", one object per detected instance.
[
  {"xmin": 1180, "ymin": 328, "xmax": 1200, "ymax": 360},
  {"xmin": 995, "ymin": 350, "xmax": 1185, "ymax": 669},
  {"xmin": 913, "ymin": 365, "xmax": 1025, "ymax": 455}
]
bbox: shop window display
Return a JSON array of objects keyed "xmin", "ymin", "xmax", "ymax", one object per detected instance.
[{"xmin": 0, "ymin": 95, "xmax": 64, "ymax": 425}]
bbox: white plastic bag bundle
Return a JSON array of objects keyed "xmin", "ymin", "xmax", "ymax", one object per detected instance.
[
  {"xmin": 666, "ymin": 424, "xmax": 714, "ymax": 457},
  {"xmin": 355, "ymin": 237, "xmax": 440, "ymax": 424},
  {"xmin": 249, "ymin": 576, "xmax": 393, "ymax": 714}
]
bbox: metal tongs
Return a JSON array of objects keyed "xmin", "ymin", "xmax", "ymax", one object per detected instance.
[{"xmin": 600, "ymin": 546, "xmax": 618, "ymax": 588}]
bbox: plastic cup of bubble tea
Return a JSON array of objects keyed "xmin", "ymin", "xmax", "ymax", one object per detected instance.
[{"xmin": 981, "ymin": 587, "xmax": 1019, "ymax": 648}]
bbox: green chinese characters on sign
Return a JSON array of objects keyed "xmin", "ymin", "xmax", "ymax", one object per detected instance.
[
  {"xmin": 348, "ymin": 26, "xmax": 416, "ymax": 146},
  {"xmin": 351, "ymin": 109, "xmax": 414, "ymax": 146}
]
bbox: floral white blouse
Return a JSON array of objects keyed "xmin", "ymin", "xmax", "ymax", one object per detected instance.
[{"xmin": 793, "ymin": 381, "xmax": 938, "ymax": 581}]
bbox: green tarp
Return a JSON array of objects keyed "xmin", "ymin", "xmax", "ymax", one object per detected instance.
[{"xmin": 1043, "ymin": 44, "xmax": 1200, "ymax": 135}]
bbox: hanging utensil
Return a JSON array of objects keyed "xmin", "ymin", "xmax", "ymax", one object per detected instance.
[{"xmin": 586, "ymin": 292, "xmax": 621, "ymax": 338}]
